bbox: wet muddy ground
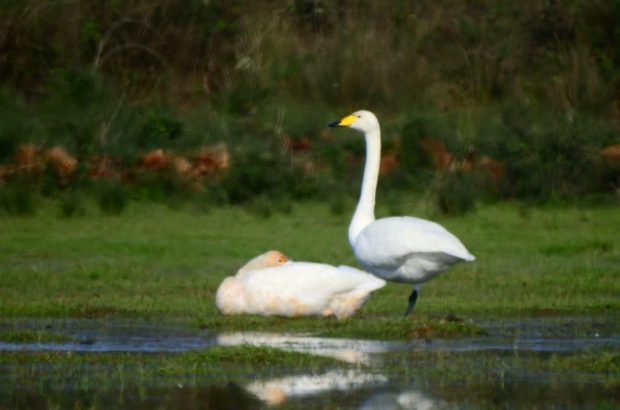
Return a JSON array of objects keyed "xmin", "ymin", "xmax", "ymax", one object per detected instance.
[{"xmin": 1, "ymin": 315, "xmax": 618, "ymax": 409}]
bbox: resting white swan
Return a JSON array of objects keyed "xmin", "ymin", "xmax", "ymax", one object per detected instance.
[
  {"xmin": 329, "ymin": 110, "xmax": 475, "ymax": 315},
  {"xmin": 215, "ymin": 251, "xmax": 385, "ymax": 319}
]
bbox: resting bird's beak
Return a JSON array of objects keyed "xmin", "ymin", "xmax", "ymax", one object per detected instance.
[{"xmin": 328, "ymin": 114, "xmax": 357, "ymax": 128}]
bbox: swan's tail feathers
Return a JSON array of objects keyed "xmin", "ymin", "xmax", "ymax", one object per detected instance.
[
  {"xmin": 361, "ymin": 277, "xmax": 386, "ymax": 292},
  {"xmin": 336, "ymin": 265, "xmax": 386, "ymax": 291},
  {"xmin": 462, "ymin": 252, "xmax": 476, "ymax": 262},
  {"xmin": 448, "ymin": 247, "xmax": 475, "ymax": 262}
]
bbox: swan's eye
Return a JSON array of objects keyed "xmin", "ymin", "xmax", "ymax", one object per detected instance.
[{"xmin": 356, "ymin": 115, "xmax": 361, "ymax": 118}]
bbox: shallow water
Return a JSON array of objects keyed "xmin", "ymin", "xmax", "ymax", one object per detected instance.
[
  {"xmin": 1, "ymin": 315, "xmax": 618, "ymax": 409},
  {"xmin": 0, "ymin": 318, "xmax": 214, "ymax": 353}
]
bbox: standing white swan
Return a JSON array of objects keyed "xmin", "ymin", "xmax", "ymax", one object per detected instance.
[
  {"xmin": 328, "ymin": 110, "xmax": 475, "ymax": 315},
  {"xmin": 215, "ymin": 251, "xmax": 385, "ymax": 319}
]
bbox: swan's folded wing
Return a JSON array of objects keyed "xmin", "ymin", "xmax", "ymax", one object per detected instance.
[
  {"xmin": 354, "ymin": 216, "xmax": 475, "ymax": 270},
  {"xmin": 243, "ymin": 262, "xmax": 381, "ymax": 293}
]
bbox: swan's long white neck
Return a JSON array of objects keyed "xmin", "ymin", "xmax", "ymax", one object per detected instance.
[{"xmin": 348, "ymin": 126, "xmax": 381, "ymax": 247}]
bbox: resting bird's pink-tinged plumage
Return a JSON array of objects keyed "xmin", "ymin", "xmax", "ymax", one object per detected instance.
[{"xmin": 215, "ymin": 251, "xmax": 385, "ymax": 319}]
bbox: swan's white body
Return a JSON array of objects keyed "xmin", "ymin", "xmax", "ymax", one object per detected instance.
[
  {"xmin": 329, "ymin": 110, "xmax": 475, "ymax": 313},
  {"xmin": 215, "ymin": 252, "xmax": 385, "ymax": 319},
  {"xmin": 353, "ymin": 216, "xmax": 474, "ymax": 283}
]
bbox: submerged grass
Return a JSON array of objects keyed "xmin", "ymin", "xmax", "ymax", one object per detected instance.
[
  {"xmin": 0, "ymin": 345, "xmax": 340, "ymax": 372},
  {"xmin": 0, "ymin": 200, "xmax": 618, "ymax": 339},
  {"xmin": 2, "ymin": 344, "xmax": 617, "ymax": 410},
  {"xmin": 176, "ymin": 345, "xmax": 341, "ymax": 369},
  {"xmin": 390, "ymin": 348, "xmax": 620, "ymax": 377},
  {"xmin": 197, "ymin": 313, "xmax": 485, "ymax": 340},
  {"xmin": 0, "ymin": 345, "xmax": 344, "ymax": 401},
  {"xmin": 0, "ymin": 329, "xmax": 71, "ymax": 343},
  {"xmin": 0, "ymin": 345, "xmax": 343, "ymax": 409},
  {"xmin": 547, "ymin": 350, "xmax": 620, "ymax": 375},
  {"xmin": 380, "ymin": 348, "xmax": 620, "ymax": 409}
]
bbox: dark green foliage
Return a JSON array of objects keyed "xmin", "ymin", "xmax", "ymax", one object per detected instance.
[
  {"xmin": 400, "ymin": 114, "xmax": 437, "ymax": 171},
  {"xmin": 222, "ymin": 138, "xmax": 321, "ymax": 206},
  {"xmin": 0, "ymin": 89, "xmax": 39, "ymax": 162},
  {"xmin": 0, "ymin": 0, "xmax": 618, "ymax": 215},
  {"xmin": 396, "ymin": 105, "xmax": 619, "ymax": 211},
  {"xmin": 59, "ymin": 190, "xmax": 86, "ymax": 218},
  {"xmin": 136, "ymin": 111, "xmax": 183, "ymax": 150},
  {"xmin": 41, "ymin": 70, "xmax": 114, "ymax": 156},
  {"xmin": 483, "ymin": 105, "xmax": 618, "ymax": 200},
  {"xmin": 223, "ymin": 153, "xmax": 289, "ymax": 204},
  {"xmin": 0, "ymin": 180, "xmax": 37, "ymax": 216},
  {"xmin": 35, "ymin": 69, "xmax": 144, "ymax": 163},
  {"xmin": 133, "ymin": 169, "xmax": 189, "ymax": 203},
  {"xmin": 1, "ymin": 0, "xmax": 618, "ymax": 111},
  {"xmin": 96, "ymin": 180, "xmax": 128, "ymax": 215},
  {"xmin": 398, "ymin": 111, "xmax": 459, "ymax": 187},
  {"xmin": 434, "ymin": 172, "xmax": 477, "ymax": 216}
]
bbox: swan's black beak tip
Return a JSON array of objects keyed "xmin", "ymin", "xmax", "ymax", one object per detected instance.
[{"xmin": 328, "ymin": 120, "xmax": 340, "ymax": 128}]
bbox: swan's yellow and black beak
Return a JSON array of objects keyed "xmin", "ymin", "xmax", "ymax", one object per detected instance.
[{"xmin": 328, "ymin": 114, "xmax": 357, "ymax": 128}]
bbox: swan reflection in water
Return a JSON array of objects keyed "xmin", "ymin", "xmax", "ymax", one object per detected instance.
[
  {"xmin": 359, "ymin": 390, "xmax": 449, "ymax": 410},
  {"xmin": 216, "ymin": 332, "xmax": 448, "ymax": 408},
  {"xmin": 246, "ymin": 371, "xmax": 446, "ymax": 409},
  {"xmin": 216, "ymin": 331, "xmax": 406, "ymax": 365},
  {"xmin": 245, "ymin": 369, "xmax": 387, "ymax": 405}
]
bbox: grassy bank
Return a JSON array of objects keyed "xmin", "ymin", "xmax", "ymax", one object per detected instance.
[{"xmin": 0, "ymin": 201, "xmax": 618, "ymax": 332}]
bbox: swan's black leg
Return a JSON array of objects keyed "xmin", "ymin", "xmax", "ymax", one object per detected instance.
[{"xmin": 403, "ymin": 288, "xmax": 418, "ymax": 316}]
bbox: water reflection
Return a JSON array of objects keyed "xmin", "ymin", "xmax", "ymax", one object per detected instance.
[
  {"xmin": 0, "ymin": 319, "xmax": 213, "ymax": 352},
  {"xmin": 360, "ymin": 390, "xmax": 448, "ymax": 410},
  {"xmin": 0, "ymin": 316, "xmax": 618, "ymax": 409},
  {"xmin": 1, "ymin": 316, "xmax": 617, "ymax": 356},
  {"xmin": 245, "ymin": 369, "xmax": 388, "ymax": 405},
  {"xmin": 216, "ymin": 331, "xmax": 406, "ymax": 364}
]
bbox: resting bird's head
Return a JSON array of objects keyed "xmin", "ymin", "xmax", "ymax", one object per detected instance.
[
  {"xmin": 237, "ymin": 250, "xmax": 289, "ymax": 276},
  {"xmin": 264, "ymin": 250, "xmax": 289, "ymax": 266},
  {"xmin": 328, "ymin": 110, "xmax": 379, "ymax": 133}
]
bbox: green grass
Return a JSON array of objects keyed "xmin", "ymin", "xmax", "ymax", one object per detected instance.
[{"xmin": 0, "ymin": 200, "xmax": 618, "ymax": 339}]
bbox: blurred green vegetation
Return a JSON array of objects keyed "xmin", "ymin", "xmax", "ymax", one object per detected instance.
[{"xmin": 0, "ymin": 0, "xmax": 619, "ymax": 214}]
